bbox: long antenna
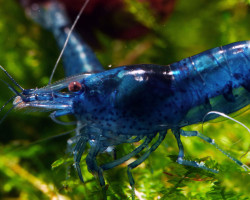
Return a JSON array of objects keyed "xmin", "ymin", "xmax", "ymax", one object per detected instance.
[
  {"xmin": 0, "ymin": 104, "xmax": 17, "ymax": 125},
  {"xmin": 0, "ymin": 96, "xmax": 16, "ymax": 113},
  {"xmin": 0, "ymin": 65, "xmax": 24, "ymax": 91},
  {"xmin": 48, "ymin": 0, "xmax": 90, "ymax": 84},
  {"xmin": 0, "ymin": 79, "xmax": 24, "ymax": 98}
]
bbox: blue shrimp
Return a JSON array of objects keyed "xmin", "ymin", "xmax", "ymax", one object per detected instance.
[{"xmin": 1, "ymin": 0, "xmax": 250, "ymax": 198}]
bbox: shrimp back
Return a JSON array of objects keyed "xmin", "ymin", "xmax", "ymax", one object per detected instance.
[{"xmin": 30, "ymin": 41, "xmax": 249, "ymax": 137}]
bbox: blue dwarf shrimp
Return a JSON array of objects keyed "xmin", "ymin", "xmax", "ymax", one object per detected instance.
[{"xmin": 1, "ymin": 0, "xmax": 250, "ymax": 199}]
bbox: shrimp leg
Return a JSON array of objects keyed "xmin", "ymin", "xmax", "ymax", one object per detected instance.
[
  {"xmin": 179, "ymin": 129, "xmax": 250, "ymax": 171},
  {"xmin": 172, "ymin": 129, "xmax": 218, "ymax": 173},
  {"xmin": 84, "ymin": 142, "xmax": 109, "ymax": 199},
  {"xmin": 73, "ymin": 136, "xmax": 88, "ymax": 182},
  {"xmin": 101, "ymin": 136, "xmax": 154, "ymax": 170},
  {"xmin": 85, "ymin": 143, "xmax": 106, "ymax": 194},
  {"xmin": 127, "ymin": 132, "xmax": 166, "ymax": 199}
]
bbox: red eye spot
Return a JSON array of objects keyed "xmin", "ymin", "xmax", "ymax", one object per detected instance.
[{"xmin": 68, "ymin": 81, "xmax": 82, "ymax": 92}]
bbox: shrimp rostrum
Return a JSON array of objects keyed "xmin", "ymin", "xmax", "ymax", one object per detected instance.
[{"xmin": 2, "ymin": 0, "xmax": 250, "ymax": 194}]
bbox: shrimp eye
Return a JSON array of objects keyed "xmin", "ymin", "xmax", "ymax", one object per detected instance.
[{"xmin": 68, "ymin": 81, "xmax": 82, "ymax": 92}]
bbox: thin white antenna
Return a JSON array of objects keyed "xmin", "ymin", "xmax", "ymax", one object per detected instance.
[
  {"xmin": 48, "ymin": 0, "xmax": 91, "ymax": 84},
  {"xmin": 202, "ymin": 111, "xmax": 250, "ymax": 135},
  {"xmin": 202, "ymin": 111, "xmax": 250, "ymax": 166}
]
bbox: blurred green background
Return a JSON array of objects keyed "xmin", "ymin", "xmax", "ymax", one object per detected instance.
[{"xmin": 0, "ymin": 0, "xmax": 250, "ymax": 199}]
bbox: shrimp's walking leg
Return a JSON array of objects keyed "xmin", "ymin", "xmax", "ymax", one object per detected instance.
[
  {"xmin": 73, "ymin": 136, "xmax": 88, "ymax": 182},
  {"xmin": 86, "ymin": 143, "xmax": 108, "ymax": 199},
  {"xmin": 172, "ymin": 129, "xmax": 218, "ymax": 173},
  {"xmin": 86, "ymin": 144, "xmax": 105, "ymax": 187},
  {"xmin": 179, "ymin": 129, "xmax": 250, "ymax": 171},
  {"xmin": 101, "ymin": 136, "xmax": 154, "ymax": 170},
  {"xmin": 127, "ymin": 132, "xmax": 166, "ymax": 199},
  {"xmin": 74, "ymin": 135, "xmax": 107, "ymax": 198}
]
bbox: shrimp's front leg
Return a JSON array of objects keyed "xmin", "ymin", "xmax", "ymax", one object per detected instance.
[
  {"xmin": 73, "ymin": 136, "xmax": 88, "ymax": 182},
  {"xmin": 126, "ymin": 132, "xmax": 166, "ymax": 199},
  {"xmin": 100, "ymin": 136, "xmax": 153, "ymax": 170},
  {"xmin": 86, "ymin": 142, "xmax": 108, "ymax": 199}
]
